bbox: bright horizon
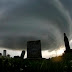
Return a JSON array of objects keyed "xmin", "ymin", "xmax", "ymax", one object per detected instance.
[
  {"xmin": 0, "ymin": 46, "xmax": 65, "ymax": 59},
  {"xmin": 1, "ymin": 39, "xmax": 72, "ymax": 59}
]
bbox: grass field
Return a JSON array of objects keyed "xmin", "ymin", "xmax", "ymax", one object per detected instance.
[{"xmin": 0, "ymin": 53, "xmax": 72, "ymax": 72}]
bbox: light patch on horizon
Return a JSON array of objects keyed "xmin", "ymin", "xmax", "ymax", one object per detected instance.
[
  {"xmin": 69, "ymin": 40, "xmax": 72, "ymax": 49},
  {"xmin": 0, "ymin": 46, "xmax": 65, "ymax": 59},
  {"xmin": 56, "ymin": 46, "xmax": 65, "ymax": 56},
  {"xmin": 0, "ymin": 47, "xmax": 27, "ymax": 58},
  {"xmin": 42, "ymin": 46, "xmax": 65, "ymax": 59},
  {"xmin": 0, "ymin": 47, "xmax": 22, "ymax": 57}
]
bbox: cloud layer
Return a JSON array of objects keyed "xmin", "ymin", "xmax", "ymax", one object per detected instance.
[{"xmin": 0, "ymin": 0, "xmax": 72, "ymax": 51}]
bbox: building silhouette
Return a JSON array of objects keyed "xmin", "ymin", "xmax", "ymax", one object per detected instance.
[
  {"xmin": 64, "ymin": 33, "xmax": 72, "ymax": 53},
  {"xmin": 3, "ymin": 50, "xmax": 6, "ymax": 56},
  {"xmin": 27, "ymin": 40, "xmax": 42, "ymax": 58},
  {"xmin": 0, "ymin": 53, "xmax": 2, "ymax": 56},
  {"xmin": 20, "ymin": 50, "xmax": 25, "ymax": 59},
  {"xmin": 14, "ymin": 56, "xmax": 20, "ymax": 58}
]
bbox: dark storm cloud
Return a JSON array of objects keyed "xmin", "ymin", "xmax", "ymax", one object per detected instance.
[
  {"xmin": 60, "ymin": 0, "xmax": 72, "ymax": 39},
  {"xmin": 60, "ymin": 0, "xmax": 72, "ymax": 12},
  {"xmin": 0, "ymin": 0, "xmax": 72, "ymax": 51},
  {"xmin": 2, "ymin": 0, "xmax": 69, "ymax": 33},
  {"xmin": 60, "ymin": 0, "xmax": 72, "ymax": 24}
]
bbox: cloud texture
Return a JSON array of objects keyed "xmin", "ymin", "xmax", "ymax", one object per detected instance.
[{"xmin": 0, "ymin": 0, "xmax": 72, "ymax": 51}]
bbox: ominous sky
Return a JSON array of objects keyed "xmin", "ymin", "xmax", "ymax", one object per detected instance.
[{"xmin": 0, "ymin": 0, "xmax": 72, "ymax": 57}]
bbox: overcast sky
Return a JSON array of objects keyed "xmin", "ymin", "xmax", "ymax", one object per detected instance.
[{"xmin": 0, "ymin": 0, "xmax": 72, "ymax": 58}]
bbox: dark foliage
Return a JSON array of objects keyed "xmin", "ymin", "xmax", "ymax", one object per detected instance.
[{"xmin": 0, "ymin": 53, "xmax": 72, "ymax": 72}]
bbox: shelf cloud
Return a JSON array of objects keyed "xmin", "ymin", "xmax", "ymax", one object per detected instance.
[{"xmin": 0, "ymin": 0, "xmax": 72, "ymax": 51}]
